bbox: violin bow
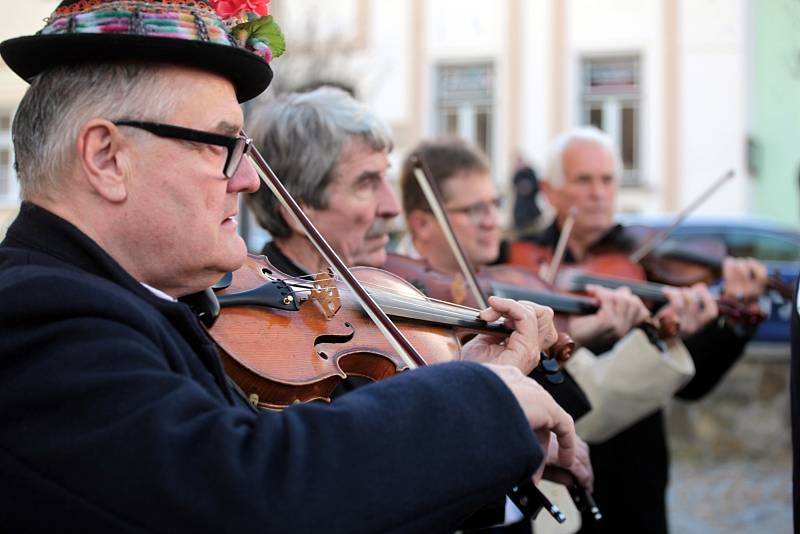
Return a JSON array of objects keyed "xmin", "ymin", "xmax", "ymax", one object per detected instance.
[
  {"xmin": 628, "ymin": 169, "xmax": 735, "ymax": 263},
  {"xmin": 245, "ymin": 141, "xmax": 427, "ymax": 370},
  {"xmin": 543, "ymin": 207, "xmax": 577, "ymax": 285},
  {"xmin": 411, "ymin": 154, "xmax": 570, "ymax": 525},
  {"xmin": 411, "ymin": 155, "xmax": 489, "ymax": 309}
]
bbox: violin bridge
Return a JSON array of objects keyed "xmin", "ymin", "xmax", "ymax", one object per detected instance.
[{"xmin": 310, "ymin": 271, "xmax": 342, "ymax": 319}]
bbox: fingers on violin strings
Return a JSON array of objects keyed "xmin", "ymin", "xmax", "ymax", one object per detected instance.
[
  {"xmin": 521, "ymin": 301, "xmax": 557, "ymax": 349},
  {"xmin": 663, "ymin": 286, "xmax": 686, "ymax": 312},
  {"xmin": 723, "ymin": 257, "xmax": 748, "ymax": 297},
  {"xmin": 745, "ymin": 258, "xmax": 768, "ymax": 290},
  {"xmin": 691, "ymin": 282, "xmax": 718, "ymax": 320},
  {"xmin": 484, "ymin": 296, "xmax": 533, "ymax": 329},
  {"xmin": 479, "ymin": 295, "xmax": 509, "ymax": 323}
]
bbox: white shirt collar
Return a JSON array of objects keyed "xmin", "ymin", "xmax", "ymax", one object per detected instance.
[{"xmin": 141, "ymin": 282, "xmax": 177, "ymax": 302}]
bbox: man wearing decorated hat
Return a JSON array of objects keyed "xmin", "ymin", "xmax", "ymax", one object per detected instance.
[{"xmin": 0, "ymin": 1, "xmax": 580, "ymax": 532}]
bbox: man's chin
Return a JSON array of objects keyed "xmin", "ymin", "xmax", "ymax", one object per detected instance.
[
  {"xmin": 218, "ymin": 238, "xmax": 249, "ymax": 272},
  {"xmin": 352, "ymin": 248, "xmax": 387, "ymax": 268}
]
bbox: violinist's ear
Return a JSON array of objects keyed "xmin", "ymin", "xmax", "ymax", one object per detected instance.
[
  {"xmin": 539, "ymin": 180, "xmax": 558, "ymax": 209},
  {"xmin": 281, "ymin": 203, "xmax": 308, "ymax": 236},
  {"xmin": 76, "ymin": 119, "xmax": 129, "ymax": 203},
  {"xmin": 406, "ymin": 209, "xmax": 435, "ymax": 241}
]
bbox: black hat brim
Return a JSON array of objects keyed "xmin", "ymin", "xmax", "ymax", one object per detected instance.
[{"xmin": 0, "ymin": 33, "xmax": 272, "ymax": 102}]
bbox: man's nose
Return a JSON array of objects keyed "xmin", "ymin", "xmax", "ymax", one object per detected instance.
[
  {"xmin": 376, "ymin": 179, "xmax": 401, "ymax": 218},
  {"xmin": 228, "ymin": 156, "xmax": 260, "ymax": 194},
  {"xmin": 588, "ymin": 177, "xmax": 606, "ymax": 198},
  {"xmin": 480, "ymin": 205, "xmax": 500, "ymax": 228}
]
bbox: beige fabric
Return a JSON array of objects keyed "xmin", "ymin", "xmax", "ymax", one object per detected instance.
[{"xmin": 565, "ymin": 329, "xmax": 695, "ymax": 443}]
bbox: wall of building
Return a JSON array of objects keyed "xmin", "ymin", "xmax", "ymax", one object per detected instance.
[
  {"xmin": 680, "ymin": 0, "xmax": 749, "ymax": 215},
  {"xmin": 752, "ymin": 0, "xmax": 800, "ymax": 225},
  {"xmin": 3, "ymin": 0, "xmax": 795, "ymax": 236},
  {"xmin": 0, "ymin": 0, "xmax": 60, "ymax": 234},
  {"xmin": 274, "ymin": 0, "xmax": 760, "ymax": 220}
]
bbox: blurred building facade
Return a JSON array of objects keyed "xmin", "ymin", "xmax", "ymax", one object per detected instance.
[
  {"xmin": 0, "ymin": 0, "xmax": 798, "ymax": 234},
  {"xmin": 273, "ymin": 0, "xmax": 800, "ymax": 225},
  {"xmin": 0, "ymin": 0, "xmax": 58, "ymax": 235}
]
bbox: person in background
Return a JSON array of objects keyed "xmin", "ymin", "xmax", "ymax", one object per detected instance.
[
  {"xmin": 529, "ymin": 126, "xmax": 769, "ymax": 533},
  {"xmin": 397, "ymin": 136, "xmax": 714, "ymax": 531},
  {"xmin": 511, "ymin": 155, "xmax": 542, "ymax": 236}
]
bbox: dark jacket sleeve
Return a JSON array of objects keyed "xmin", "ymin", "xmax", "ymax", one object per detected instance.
[
  {"xmin": 675, "ymin": 321, "xmax": 750, "ymax": 400},
  {"xmin": 0, "ymin": 270, "xmax": 542, "ymax": 534}
]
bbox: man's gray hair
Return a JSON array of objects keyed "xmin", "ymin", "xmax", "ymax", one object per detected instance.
[
  {"xmin": 543, "ymin": 126, "xmax": 622, "ymax": 188},
  {"xmin": 13, "ymin": 62, "xmax": 178, "ymax": 200},
  {"xmin": 245, "ymin": 86, "xmax": 393, "ymax": 239}
]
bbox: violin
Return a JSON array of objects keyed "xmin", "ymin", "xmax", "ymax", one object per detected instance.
[
  {"xmin": 383, "ymin": 251, "xmax": 599, "ymax": 332},
  {"xmin": 208, "ymin": 253, "xmax": 573, "ymax": 409},
  {"xmin": 202, "ymin": 252, "xmax": 578, "ymax": 524},
  {"xmin": 506, "ymin": 239, "xmax": 767, "ymax": 329},
  {"xmin": 634, "ymin": 236, "xmax": 794, "ymax": 302},
  {"xmin": 386, "ymin": 248, "xmax": 681, "ymax": 345}
]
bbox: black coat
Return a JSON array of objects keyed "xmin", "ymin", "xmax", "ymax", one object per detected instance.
[
  {"xmin": 508, "ymin": 223, "xmax": 752, "ymax": 534},
  {"xmin": 0, "ymin": 203, "xmax": 544, "ymax": 533}
]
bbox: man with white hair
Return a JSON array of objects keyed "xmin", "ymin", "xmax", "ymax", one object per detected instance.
[{"xmin": 522, "ymin": 125, "xmax": 769, "ymax": 533}]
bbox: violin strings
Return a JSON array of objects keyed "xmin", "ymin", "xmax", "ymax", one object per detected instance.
[
  {"xmin": 277, "ymin": 270, "xmax": 487, "ymax": 314},
  {"xmin": 279, "ymin": 278, "xmax": 502, "ymax": 328},
  {"xmin": 291, "ymin": 284, "xmax": 489, "ymax": 324},
  {"xmin": 573, "ymin": 273, "xmax": 668, "ymax": 301}
]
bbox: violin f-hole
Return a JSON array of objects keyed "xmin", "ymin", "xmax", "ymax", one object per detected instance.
[{"xmin": 314, "ymin": 322, "xmax": 356, "ymax": 360}]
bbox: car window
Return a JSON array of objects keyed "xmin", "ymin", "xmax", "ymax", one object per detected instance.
[
  {"xmin": 668, "ymin": 228, "xmax": 800, "ymax": 262},
  {"xmin": 723, "ymin": 231, "xmax": 800, "ymax": 262}
]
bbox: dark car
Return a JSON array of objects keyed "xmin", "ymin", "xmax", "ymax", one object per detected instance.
[{"xmin": 616, "ymin": 214, "xmax": 800, "ymax": 358}]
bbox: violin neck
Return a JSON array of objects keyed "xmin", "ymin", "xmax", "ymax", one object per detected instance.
[
  {"xmin": 650, "ymin": 244, "xmax": 722, "ymax": 271},
  {"xmin": 489, "ymin": 281, "xmax": 599, "ymax": 315},
  {"xmin": 367, "ymin": 289, "xmax": 510, "ymax": 334},
  {"xmin": 568, "ymin": 272, "xmax": 670, "ymax": 304}
]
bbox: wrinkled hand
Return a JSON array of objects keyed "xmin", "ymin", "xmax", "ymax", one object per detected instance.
[
  {"xmin": 537, "ymin": 433, "xmax": 594, "ymax": 492},
  {"xmin": 484, "ymin": 364, "xmax": 576, "ymax": 470},
  {"xmin": 722, "ymin": 257, "xmax": 768, "ymax": 301},
  {"xmin": 658, "ymin": 283, "xmax": 718, "ymax": 337},
  {"xmin": 567, "ymin": 285, "xmax": 650, "ymax": 347},
  {"xmin": 462, "ymin": 296, "xmax": 557, "ymax": 375}
]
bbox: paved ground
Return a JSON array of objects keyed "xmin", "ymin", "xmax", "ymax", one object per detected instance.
[{"xmin": 667, "ymin": 454, "xmax": 792, "ymax": 533}]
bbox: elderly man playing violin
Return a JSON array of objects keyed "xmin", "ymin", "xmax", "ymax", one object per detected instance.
[
  {"xmin": 0, "ymin": 1, "xmax": 585, "ymax": 532},
  {"xmin": 516, "ymin": 126, "xmax": 769, "ymax": 534},
  {"xmin": 244, "ymin": 86, "xmax": 595, "ymax": 531}
]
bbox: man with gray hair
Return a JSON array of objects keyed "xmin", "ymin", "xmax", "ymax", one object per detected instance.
[
  {"xmin": 0, "ymin": 1, "xmax": 580, "ymax": 531},
  {"xmin": 244, "ymin": 88, "xmax": 605, "ymax": 530},
  {"xmin": 245, "ymin": 86, "xmax": 400, "ymax": 273},
  {"xmin": 520, "ymin": 125, "xmax": 769, "ymax": 533}
]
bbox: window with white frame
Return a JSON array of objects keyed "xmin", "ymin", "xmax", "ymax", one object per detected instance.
[
  {"xmin": 581, "ymin": 56, "xmax": 641, "ymax": 187},
  {"xmin": 436, "ymin": 63, "xmax": 494, "ymax": 161},
  {"xmin": 0, "ymin": 110, "xmax": 16, "ymax": 203}
]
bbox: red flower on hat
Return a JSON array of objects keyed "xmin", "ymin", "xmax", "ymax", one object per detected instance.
[{"xmin": 208, "ymin": 0, "xmax": 270, "ymax": 19}]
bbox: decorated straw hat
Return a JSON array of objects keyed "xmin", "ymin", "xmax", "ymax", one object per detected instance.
[{"xmin": 0, "ymin": 0, "xmax": 285, "ymax": 102}]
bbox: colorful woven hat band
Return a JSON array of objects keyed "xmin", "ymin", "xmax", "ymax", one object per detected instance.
[{"xmin": 40, "ymin": 0, "xmax": 284, "ymax": 62}]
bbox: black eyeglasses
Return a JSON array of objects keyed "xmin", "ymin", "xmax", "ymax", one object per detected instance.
[
  {"xmin": 113, "ymin": 120, "xmax": 253, "ymax": 178},
  {"xmin": 446, "ymin": 196, "xmax": 503, "ymax": 224}
]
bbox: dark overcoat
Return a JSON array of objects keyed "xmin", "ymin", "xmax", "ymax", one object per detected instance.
[{"xmin": 0, "ymin": 203, "xmax": 543, "ymax": 533}]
